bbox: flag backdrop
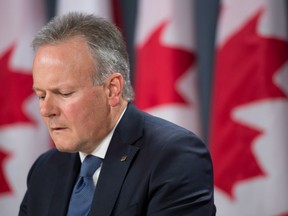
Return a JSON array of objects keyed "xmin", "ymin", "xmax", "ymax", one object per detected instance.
[
  {"xmin": 0, "ymin": 0, "xmax": 50, "ymax": 215},
  {"xmin": 2, "ymin": 1, "xmax": 288, "ymax": 215},
  {"xmin": 134, "ymin": 0, "xmax": 201, "ymax": 136},
  {"xmin": 210, "ymin": 0, "xmax": 288, "ymax": 215}
]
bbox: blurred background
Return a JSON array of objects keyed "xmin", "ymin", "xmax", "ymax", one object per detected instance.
[{"xmin": 0, "ymin": 0, "xmax": 287, "ymax": 215}]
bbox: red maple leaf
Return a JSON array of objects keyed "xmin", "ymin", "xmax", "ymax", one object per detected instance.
[
  {"xmin": 0, "ymin": 45, "xmax": 34, "ymax": 195},
  {"xmin": 0, "ymin": 45, "xmax": 34, "ymax": 126},
  {"xmin": 0, "ymin": 149, "xmax": 11, "ymax": 194},
  {"xmin": 210, "ymin": 10, "xmax": 288, "ymax": 198},
  {"xmin": 134, "ymin": 21, "xmax": 195, "ymax": 109}
]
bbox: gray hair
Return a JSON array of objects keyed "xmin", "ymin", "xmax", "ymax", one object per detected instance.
[{"xmin": 32, "ymin": 12, "xmax": 134, "ymax": 101}]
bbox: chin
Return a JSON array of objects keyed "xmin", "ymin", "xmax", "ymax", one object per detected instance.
[{"xmin": 54, "ymin": 143, "xmax": 78, "ymax": 153}]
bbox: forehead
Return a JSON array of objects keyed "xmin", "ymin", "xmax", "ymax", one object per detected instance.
[{"xmin": 32, "ymin": 37, "xmax": 96, "ymax": 89}]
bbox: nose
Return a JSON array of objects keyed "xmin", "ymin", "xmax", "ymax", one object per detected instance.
[{"xmin": 39, "ymin": 94, "xmax": 58, "ymax": 117}]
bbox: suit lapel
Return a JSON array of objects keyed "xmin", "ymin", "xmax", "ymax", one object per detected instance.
[
  {"xmin": 90, "ymin": 145, "xmax": 139, "ymax": 216},
  {"xmin": 89, "ymin": 103, "xmax": 143, "ymax": 216},
  {"xmin": 48, "ymin": 153, "xmax": 81, "ymax": 216}
]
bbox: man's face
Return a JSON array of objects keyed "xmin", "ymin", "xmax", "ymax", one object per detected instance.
[{"xmin": 33, "ymin": 37, "xmax": 112, "ymax": 153}]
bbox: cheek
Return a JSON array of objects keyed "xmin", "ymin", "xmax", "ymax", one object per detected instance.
[
  {"xmin": 65, "ymin": 98, "xmax": 98, "ymax": 125},
  {"xmin": 63, "ymin": 89, "xmax": 107, "ymax": 126},
  {"xmin": 64, "ymin": 102, "xmax": 84, "ymax": 122},
  {"xmin": 42, "ymin": 117, "xmax": 49, "ymax": 127}
]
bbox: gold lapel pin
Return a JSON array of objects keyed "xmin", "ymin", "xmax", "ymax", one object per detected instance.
[{"xmin": 120, "ymin": 155, "xmax": 127, "ymax": 162}]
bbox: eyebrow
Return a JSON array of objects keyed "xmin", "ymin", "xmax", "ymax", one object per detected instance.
[
  {"xmin": 32, "ymin": 86, "xmax": 42, "ymax": 92},
  {"xmin": 32, "ymin": 85, "xmax": 76, "ymax": 92}
]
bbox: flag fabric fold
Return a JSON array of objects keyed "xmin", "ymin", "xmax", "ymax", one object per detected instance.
[{"xmin": 57, "ymin": 0, "xmax": 113, "ymax": 21}]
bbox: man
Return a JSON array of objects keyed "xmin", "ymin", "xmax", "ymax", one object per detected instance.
[{"xmin": 19, "ymin": 12, "xmax": 216, "ymax": 215}]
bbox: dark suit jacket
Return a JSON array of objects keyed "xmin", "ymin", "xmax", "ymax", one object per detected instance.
[{"xmin": 19, "ymin": 103, "xmax": 215, "ymax": 216}]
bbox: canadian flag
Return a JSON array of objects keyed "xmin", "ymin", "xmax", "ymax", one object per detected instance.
[
  {"xmin": 210, "ymin": 0, "xmax": 288, "ymax": 215},
  {"xmin": 134, "ymin": 0, "xmax": 201, "ymax": 136},
  {"xmin": 0, "ymin": 1, "xmax": 50, "ymax": 215}
]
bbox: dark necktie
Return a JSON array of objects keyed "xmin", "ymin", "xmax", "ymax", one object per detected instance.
[{"xmin": 67, "ymin": 155, "xmax": 103, "ymax": 216}]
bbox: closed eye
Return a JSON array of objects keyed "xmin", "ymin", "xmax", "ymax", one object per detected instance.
[
  {"xmin": 35, "ymin": 93, "xmax": 45, "ymax": 101},
  {"xmin": 60, "ymin": 92, "xmax": 73, "ymax": 98},
  {"xmin": 38, "ymin": 96, "xmax": 45, "ymax": 100}
]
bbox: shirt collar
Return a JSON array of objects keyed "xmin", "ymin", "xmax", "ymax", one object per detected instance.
[{"xmin": 79, "ymin": 106, "xmax": 127, "ymax": 162}]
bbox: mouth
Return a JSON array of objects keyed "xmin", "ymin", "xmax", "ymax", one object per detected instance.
[{"xmin": 51, "ymin": 127, "xmax": 68, "ymax": 132}]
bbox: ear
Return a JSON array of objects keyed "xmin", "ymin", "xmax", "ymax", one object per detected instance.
[{"xmin": 105, "ymin": 73, "xmax": 124, "ymax": 107}]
